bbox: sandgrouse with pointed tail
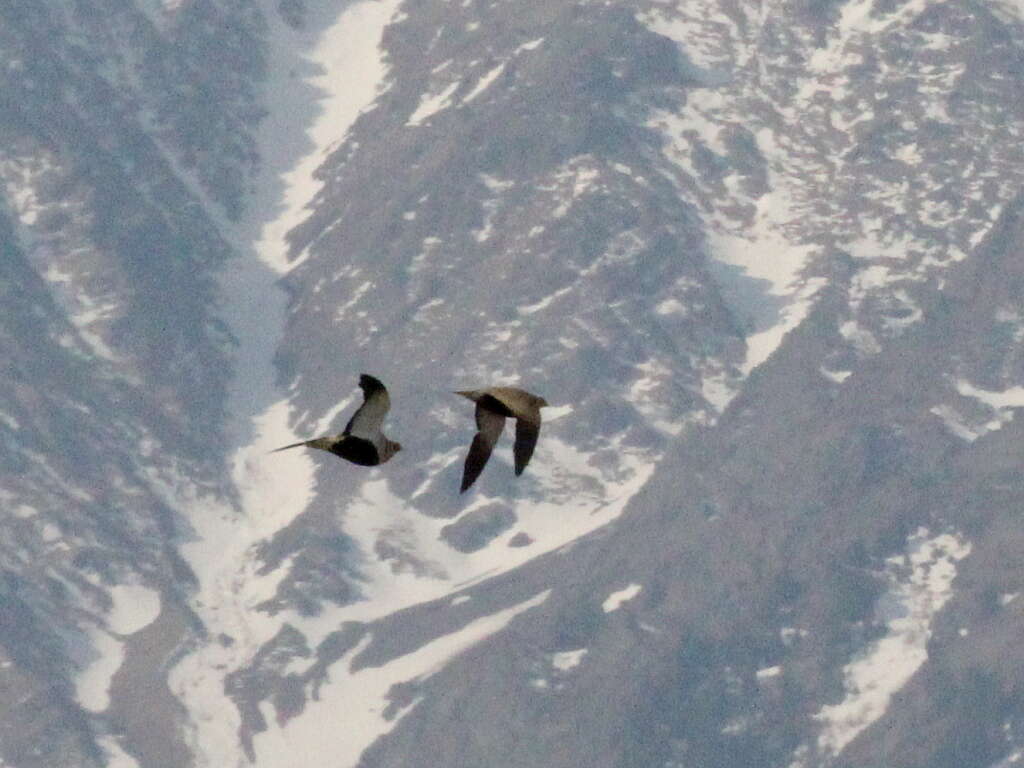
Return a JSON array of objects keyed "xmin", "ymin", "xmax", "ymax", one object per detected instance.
[
  {"xmin": 272, "ymin": 374, "xmax": 401, "ymax": 466},
  {"xmin": 456, "ymin": 386, "xmax": 549, "ymax": 492}
]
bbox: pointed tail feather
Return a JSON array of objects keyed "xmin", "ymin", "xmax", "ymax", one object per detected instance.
[{"xmin": 270, "ymin": 441, "xmax": 308, "ymax": 453}]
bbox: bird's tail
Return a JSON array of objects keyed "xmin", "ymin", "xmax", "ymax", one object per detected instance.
[{"xmin": 270, "ymin": 441, "xmax": 308, "ymax": 453}]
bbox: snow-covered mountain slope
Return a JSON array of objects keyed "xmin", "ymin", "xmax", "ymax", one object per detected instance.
[
  {"xmin": 0, "ymin": 1, "xmax": 262, "ymax": 766},
  {"xmin": 3, "ymin": 0, "xmax": 1024, "ymax": 766},
  {"xmin": 241, "ymin": 0, "xmax": 1024, "ymax": 765},
  {"xmin": 356, "ymin": 198, "xmax": 1024, "ymax": 768}
]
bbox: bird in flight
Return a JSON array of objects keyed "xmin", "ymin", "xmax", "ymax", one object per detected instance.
[
  {"xmin": 272, "ymin": 374, "xmax": 402, "ymax": 465},
  {"xmin": 455, "ymin": 386, "xmax": 549, "ymax": 493}
]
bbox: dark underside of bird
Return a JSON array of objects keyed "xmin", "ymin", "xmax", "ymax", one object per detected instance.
[
  {"xmin": 270, "ymin": 435, "xmax": 382, "ymax": 465},
  {"xmin": 328, "ymin": 435, "xmax": 381, "ymax": 465},
  {"xmin": 270, "ymin": 436, "xmax": 382, "ymax": 466}
]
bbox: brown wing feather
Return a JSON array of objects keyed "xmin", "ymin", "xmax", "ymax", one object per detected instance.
[
  {"xmin": 460, "ymin": 405, "xmax": 506, "ymax": 493},
  {"xmin": 487, "ymin": 387, "xmax": 536, "ymax": 420},
  {"xmin": 513, "ymin": 418, "xmax": 540, "ymax": 476}
]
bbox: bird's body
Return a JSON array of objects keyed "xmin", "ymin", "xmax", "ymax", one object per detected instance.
[
  {"xmin": 272, "ymin": 374, "xmax": 401, "ymax": 466},
  {"xmin": 455, "ymin": 386, "xmax": 548, "ymax": 493}
]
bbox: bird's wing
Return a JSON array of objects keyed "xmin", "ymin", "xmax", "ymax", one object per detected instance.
[
  {"xmin": 486, "ymin": 387, "xmax": 529, "ymax": 418},
  {"xmin": 343, "ymin": 374, "xmax": 391, "ymax": 439},
  {"xmin": 461, "ymin": 404, "xmax": 506, "ymax": 492},
  {"xmin": 513, "ymin": 416, "xmax": 541, "ymax": 476}
]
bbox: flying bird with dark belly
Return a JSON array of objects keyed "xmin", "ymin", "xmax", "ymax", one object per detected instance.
[
  {"xmin": 272, "ymin": 374, "xmax": 401, "ymax": 466},
  {"xmin": 455, "ymin": 386, "xmax": 549, "ymax": 493}
]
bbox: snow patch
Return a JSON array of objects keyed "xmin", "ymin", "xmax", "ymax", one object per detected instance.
[
  {"xmin": 704, "ymin": 172, "xmax": 822, "ymax": 376},
  {"xmin": 722, "ymin": 716, "xmax": 751, "ymax": 736},
  {"xmin": 630, "ymin": 359, "xmax": 688, "ymax": 435},
  {"xmin": 0, "ymin": 409, "xmax": 19, "ymax": 434},
  {"xmin": 820, "ymin": 367, "xmax": 852, "ymax": 384},
  {"xmin": 168, "ymin": 4, "xmax": 401, "ymax": 759},
  {"xmin": 516, "ymin": 37, "xmax": 545, "ymax": 53},
  {"xmin": 542, "ymin": 404, "xmax": 573, "ymax": 422},
  {"xmin": 894, "ymin": 142, "xmax": 923, "ymax": 165},
  {"xmin": 551, "ymin": 648, "xmax": 588, "ymax": 672},
  {"xmin": 480, "ymin": 173, "xmax": 514, "ymax": 193},
  {"xmin": 314, "ymin": 393, "xmax": 357, "ymax": 435},
  {"xmin": 76, "ymin": 626, "xmax": 124, "ymax": 713},
  {"xmin": 995, "ymin": 308, "xmax": 1024, "ymax": 343},
  {"xmin": 12, "ymin": 504, "xmax": 36, "ymax": 519},
  {"xmin": 517, "ymin": 285, "xmax": 574, "ymax": 315},
  {"xmin": 929, "ymin": 404, "xmax": 983, "ymax": 442},
  {"xmin": 956, "ymin": 379, "xmax": 1024, "ymax": 410},
  {"xmin": 988, "ymin": 0, "xmax": 1024, "ymax": 24},
  {"xmin": 0, "ymin": 150, "xmax": 54, "ymax": 227},
  {"xmin": 840, "ymin": 320, "xmax": 882, "ymax": 356},
  {"xmin": 542, "ymin": 158, "xmax": 601, "ymax": 218},
  {"xmin": 781, "ymin": 626, "xmax": 810, "ymax": 646},
  {"xmin": 637, "ymin": 1, "xmax": 738, "ymax": 71},
  {"xmin": 253, "ymin": 590, "xmax": 551, "ymax": 767},
  {"xmin": 107, "ymin": 584, "xmax": 161, "ymax": 635},
  {"xmin": 990, "ymin": 750, "xmax": 1024, "ymax": 767},
  {"xmin": 651, "ymin": 112, "xmax": 826, "ymax": 401},
  {"xmin": 41, "ymin": 523, "xmax": 61, "ymax": 543},
  {"xmin": 655, "ymin": 298, "xmax": 687, "ymax": 316},
  {"xmin": 756, "ymin": 665, "xmax": 782, "ymax": 681},
  {"xmin": 603, "ymin": 583, "xmax": 642, "ymax": 613},
  {"xmin": 473, "ymin": 194, "xmax": 504, "ymax": 242},
  {"xmin": 740, "ymin": 276, "xmax": 825, "ymax": 374},
  {"xmin": 700, "ymin": 367, "xmax": 737, "ymax": 414},
  {"xmin": 253, "ymin": 0, "xmax": 400, "ymax": 273},
  {"xmin": 463, "ymin": 62, "xmax": 506, "ymax": 103},
  {"xmin": 933, "ymin": 378, "xmax": 1024, "ymax": 442},
  {"xmin": 96, "ymin": 735, "xmax": 141, "ymax": 768},
  {"xmin": 337, "ymin": 431, "xmax": 652, "ymax": 625},
  {"xmin": 407, "ymin": 80, "xmax": 460, "ymax": 126},
  {"xmin": 811, "ymin": 528, "xmax": 971, "ymax": 758}
]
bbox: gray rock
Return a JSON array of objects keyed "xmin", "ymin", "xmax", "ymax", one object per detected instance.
[{"xmin": 439, "ymin": 504, "xmax": 517, "ymax": 553}]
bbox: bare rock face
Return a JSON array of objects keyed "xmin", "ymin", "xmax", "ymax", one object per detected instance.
[
  {"xmin": 508, "ymin": 532, "xmax": 534, "ymax": 548},
  {"xmin": 440, "ymin": 503, "xmax": 517, "ymax": 553},
  {"xmin": 4, "ymin": 0, "xmax": 1024, "ymax": 767}
]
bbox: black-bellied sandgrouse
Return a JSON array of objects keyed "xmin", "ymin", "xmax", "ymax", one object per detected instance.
[
  {"xmin": 272, "ymin": 374, "xmax": 401, "ymax": 466},
  {"xmin": 455, "ymin": 387, "xmax": 548, "ymax": 492}
]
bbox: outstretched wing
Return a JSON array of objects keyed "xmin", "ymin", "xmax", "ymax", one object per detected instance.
[
  {"xmin": 343, "ymin": 374, "xmax": 391, "ymax": 439},
  {"xmin": 513, "ymin": 417, "xmax": 540, "ymax": 476},
  {"xmin": 460, "ymin": 405, "xmax": 506, "ymax": 493}
]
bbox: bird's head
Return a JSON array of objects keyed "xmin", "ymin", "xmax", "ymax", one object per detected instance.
[
  {"xmin": 535, "ymin": 395, "xmax": 550, "ymax": 408},
  {"xmin": 381, "ymin": 439, "xmax": 402, "ymax": 463}
]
